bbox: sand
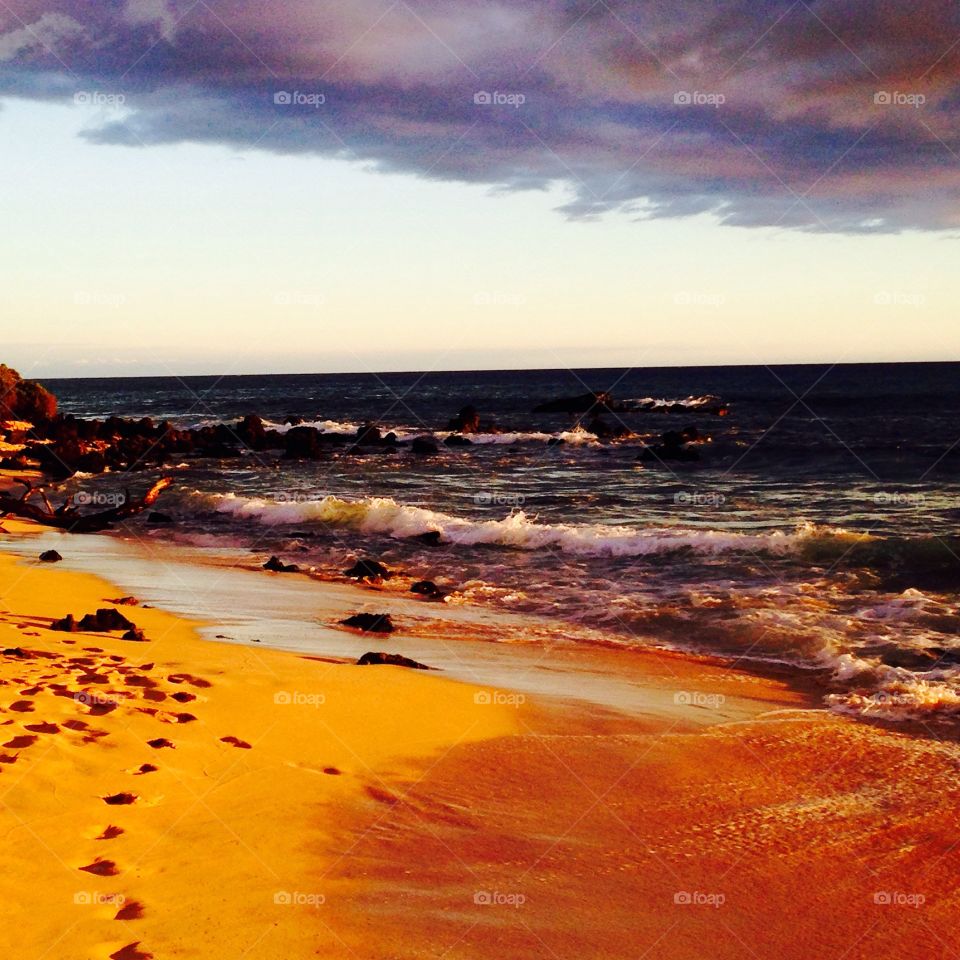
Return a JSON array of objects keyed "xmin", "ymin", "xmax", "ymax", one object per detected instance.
[{"xmin": 2, "ymin": 515, "xmax": 959, "ymax": 959}]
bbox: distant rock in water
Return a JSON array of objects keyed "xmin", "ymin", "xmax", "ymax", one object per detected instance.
[
  {"xmin": 533, "ymin": 391, "xmax": 618, "ymax": 415},
  {"xmin": 284, "ymin": 425, "xmax": 323, "ymax": 460},
  {"xmin": 39, "ymin": 550, "xmax": 62, "ymax": 563},
  {"xmin": 639, "ymin": 427, "xmax": 701, "ymax": 463},
  {"xmin": 344, "ymin": 559, "xmax": 392, "ymax": 580},
  {"xmin": 411, "ymin": 437, "xmax": 439, "ymax": 455},
  {"xmin": 341, "ymin": 613, "xmax": 395, "ymax": 633},
  {"xmin": 356, "ymin": 650, "xmax": 430, "ymax": 669},
  {"xmin": 409, "ymin": 531, "xmax": 442, "ymax": 546},
  {"xmin": 263, "ymin": 556, "xmax": 299, "ymax": 573},
  {"xmin": 444, "ymin": 434, "xmax": 472, "ymax": 447}
]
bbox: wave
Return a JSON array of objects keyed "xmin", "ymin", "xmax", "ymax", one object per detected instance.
[
  {"xmin": 622, "ymin": 395, "xmax": 725, "ymax": 411},
  {"xmin": 197, "ymin": 491, "xmax": 862, "ymax": 558}
]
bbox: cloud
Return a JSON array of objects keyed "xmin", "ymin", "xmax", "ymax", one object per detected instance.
[{"xmin": 2, "ymin": 0, "xmax": 959, "ymax": 232}]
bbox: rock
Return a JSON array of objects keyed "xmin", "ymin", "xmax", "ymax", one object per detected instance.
[
  {"xmin": 263, "ymin": 556, "xmax": 299, "ymax": 573},
  {"xmin": 122, "ymin": 628, "xmax": 148, "ymax": 642},
  {"xmin": 343, "ymin": 559, "xmax": 392, "ymax": 580},
  {"xmin": 3, "ymin": 647, "xmax": 26, "ymax": 657},
  {"xmin": 50, "ymin": 614, "xmax": 79, "ymax": 632},
  {"xmin": 356, "ymin": 651, "xmax": 431, "ymax": 669},
  {"xmin": 533, "ymin": 391, "xmax": 616, "ymax": 415},
  {"xmin": 410, "ymin": 580, "xmax": 443, "ymax": 598},
  {"xmin": 0, "ymin": 364, "xmax": 57, "ymax": 424},
  {"xmin": 354, "ymin": 423, "xmax": 382, "ymax": 445},
  {"xmin": 411, "ymin": 437, "xmax": 439, "ymax": 455},
  {"xmin": 447, "ymin": 405, "xmax": 481, "ymax": 433},
  {"xmin": 146, "ymin": 512, "xmax": 174, "ymax": 525},
  {"xmin": 341, "ymin": 613, "xmax": 395, "ymax": 633},
  {"xmin": 443, "ymin": 434, "xmax": 473, "ymax": 447},
  {"xmin": 639, "ymin": 429, "xmax": 701, "ymax": 463},
  {"xmin": 546, "ymin": 437, "xmax": 566, "ymax": 447},
  {"xmin": 39, "ymin": 550, "xmax": 63, "ymax": 563},
  {"xmin": 77, "ymin": 608, "xmax": 137, "ymax": 632},
  {"xmin": 284, "ymin": 426, "xmax": 323, "ymax": 460},
  {"xmin": 235, "ymin": 414, "xmax": 267, "ymax": 449},
  {"xmin": 411, "ymin": 531, "xmax": 443, "ymax": 546},
  {"xmin": 106, "ymin": 596, "xmax": 139, "ymax": 606},
  {"xmin": 284, "ymin": 415, "xmax": 304, "ymax": 426}
]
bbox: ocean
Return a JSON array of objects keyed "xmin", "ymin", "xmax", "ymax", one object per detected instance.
[{"xmin": 44, "ymin": 362, "xmax": 960, "ymax": 721}]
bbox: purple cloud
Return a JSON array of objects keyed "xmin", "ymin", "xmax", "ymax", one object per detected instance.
[{"xmin": 2, "ymin": 0, "xmax": 959, "ymax": 231}]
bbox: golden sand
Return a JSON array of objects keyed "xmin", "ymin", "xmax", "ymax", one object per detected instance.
[{"xmin": 2, "ymin": 516, "xmax": 959, "ymax": 959}]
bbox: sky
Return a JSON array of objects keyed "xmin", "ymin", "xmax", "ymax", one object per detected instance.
[{"xmin": 1, "ymin": 0, "xmax": 959, "ymax": 377}]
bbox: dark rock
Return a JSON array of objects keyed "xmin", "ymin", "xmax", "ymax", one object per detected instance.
[
  {"xmin": 354, "ymin": 422, "xmax": 382, "ymax": 445},
  {"xmin": 344, "ymin": 559, "xmax": 392, "ymax": 580},
  {"xmin": 410, "ymin": 580, "xmax": 443, "ymax": 599},
  {"xmin": 411, "ymin": 437, "xmax": 439, "ymax": 455},
  {"xmin": 146, "ymin": 512, "xmax": 174, "ymax": 525},
  {"xmin": 0, "ymin": 364, "xmax": 57, "ymax": 423},
  {"xmin": 639, "ymin": 428, "xmax": 701, "ymax": 464},
  {"xmin": 546, "ymin": 437, "xmax": 566, "ymax": 447},
  {"xmin": 356, "ymin": 650, "xmax": 431, "ymax": 669},
  {"xmin": 411, "ymin": 531, "xmax": 442, "ymax": 546},
  {"xmin": 77, "ymin": 608, "xmax": 137, "ymax": 632},
  {"xmin": 3, "ymin": 647, "xmax": 26, "ymax": 657},
  {"xmin": 122, "ymin": 628, "xmax": 148, "ymax": 642},
  {"xmin": 263, "ymin": 556, "xmax": 299, "ymax": 573},
  {"xmin": 341, "ymin": 613, "xmax": 395, "ymax": 633},
  {"xmin": 444, "ymin": 434, "xmax": 473, "ymax": 447},
  {"xmin": 235, "ymin": 414, "xmax": 267, "ymax": 449},
  {"xmin": 50, "ymin": 614, "xmax": 79, "ymax": 632},
  {"xmin": 284, "ymin": 426, "xmax": 323, "ymax": 460},
  {"xmin": 39, "ymin": 550, "xmax": 63, "ymax": 563},
  {"xmin": 447, "ymin": 405, "xmax": 481, "ymax": 433},
  {"xmin": 284, "ymin": 415, "xmax": 304, "ymax": 426}
]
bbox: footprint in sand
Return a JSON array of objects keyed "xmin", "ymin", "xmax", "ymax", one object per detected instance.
[
  {"xmin": 171, "ymin": 692, "xmax": 195, "ymax": 703},
  {"xmin": 78, "ymin": 857, "xmax": 119, "ymax": 877},
  {"xmin": 220, "ymin": 736, "xmax": 251, "ymax": 749},
  {"xmin": 102, "ymin": 792, "xmax": 138, "ymax": 806},
  {"xmin": 133, "ymin": 764, "xmax": 158, "ymax": 775},
  {"xmin": 109, "ymin": 942, "xmax": 152, "ymax": 959},
  {"xmin": 167, "ymin": 673, "xmax": 212, "ymax": 688},
  {"xmin": 3, "ymin": 734, "xmax": 37, "ymax": 749},
  {"xmin": 24, "ymin": 721, "xmax": 59, "ymax": 734},
  {"xmin": 9, "ymin": 700, "xmax": 35, "ymax": 713},
  {"xmin": 115, "ymin": 901, "xmax": 145, "ymax": 921}
]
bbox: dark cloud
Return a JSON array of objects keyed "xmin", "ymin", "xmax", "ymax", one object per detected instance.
[{"xmin": 2, "ymin": 0, "xmax": 959, "ymax": 231}]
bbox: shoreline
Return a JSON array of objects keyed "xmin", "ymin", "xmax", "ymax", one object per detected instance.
[{"xmin": 2, "ymin": 516, "xmax": 960, "ymax": 957}]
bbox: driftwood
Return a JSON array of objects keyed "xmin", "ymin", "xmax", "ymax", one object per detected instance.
[{"xmin": 0, "ymin": 477, "xmax": 172, "ymax": 533}]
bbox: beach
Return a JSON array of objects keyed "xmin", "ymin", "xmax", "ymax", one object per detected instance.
[{"xmin": 2, "ymin": 510, "xmax": 958, "ymax": 959}]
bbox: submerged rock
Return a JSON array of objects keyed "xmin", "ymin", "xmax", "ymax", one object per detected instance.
[
  {"xmin": 410, "ymin": 580, "xmax": 444, "ymax": 599},
  {"xmin": 341, "ymin": 613, "xmax": 395, "ymax": 633},
  {"xmin": 263, "ymin": 555, "xmax": 300, "ymax": 573},
  {"xmin": 355, "ymin": 650, "xmax": 430, "ymax": 669}
]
